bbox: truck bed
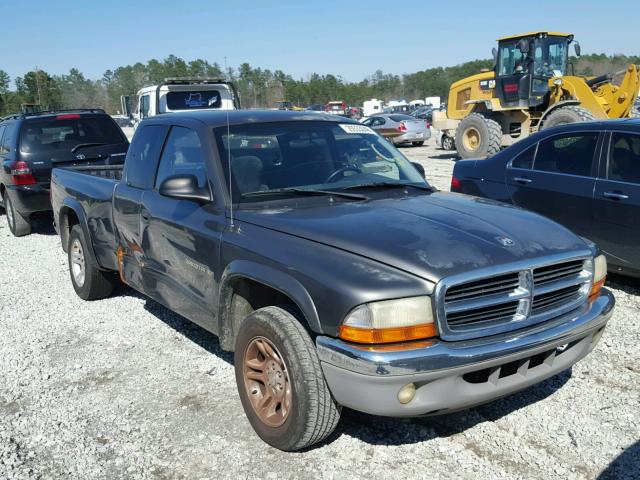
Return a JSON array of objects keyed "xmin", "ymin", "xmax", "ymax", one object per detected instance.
[{"xmin": 51, "ymin": 165, "xmax": 124, "ymax": 272}]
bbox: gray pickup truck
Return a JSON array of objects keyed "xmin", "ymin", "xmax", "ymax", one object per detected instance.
[{"xmin": 51, "ymin": 110, "xmax": 613, "ymax": 451}]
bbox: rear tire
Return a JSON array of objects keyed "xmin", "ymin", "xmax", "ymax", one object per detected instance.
[
  {"xmin": 234, "ymin": 306, "xmax": 341, "ymax": 451},
  {"xmin": 4, "ymin": 192, "xmax": 31, "ymax": 237},
  {"xmin": 542, "ymin": 105, "xmax": 596, "ymax": 129},
  {"xmin": 442, "ymin": 134, "xmax": 455, "ymax": 151},
  {"xmin": 68, "ymin": 225, "xmax": 117, "ymax": 300},
  {"xmin": 412, "ymin": 141, "xmax": 424, "ymax": 147},
  {"xmin": 455, "ymin": 113, "xmax": 502, "ymax": 159}
]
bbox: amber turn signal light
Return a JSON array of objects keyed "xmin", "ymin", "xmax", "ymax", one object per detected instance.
[
  {"xmin": 339, "ymin": 323, "xmax": 437, "ymax": 344},
  {"xmin": 589, "ymin": 277, "xmax": 606, "ymax": 302}
]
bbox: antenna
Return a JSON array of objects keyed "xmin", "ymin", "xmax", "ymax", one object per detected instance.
[{"xmin": 225, "ymin": 56, "xmax": 234, "ymax": 228}]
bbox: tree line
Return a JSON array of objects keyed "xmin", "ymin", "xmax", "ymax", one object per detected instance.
[{"xmin": 1, "ymin": 53, "xmax": 639, "ymax": 116}]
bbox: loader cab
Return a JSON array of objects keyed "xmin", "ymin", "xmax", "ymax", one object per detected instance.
[{"xmin": 494, "ymin": 32, "xmax": 574, "ymax": 109}]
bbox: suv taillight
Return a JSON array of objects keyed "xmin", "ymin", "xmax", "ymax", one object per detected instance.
[
  {"xmin": 11, "ymin": 161, "xmax": 36, "ymax": 185},
  {"xmin": 451, "ymin": 175, "xmax": 461, "ymax": 191},
  {"xmin": 398, "ymin": 122, "xmax": 407, "ymax": 132}
]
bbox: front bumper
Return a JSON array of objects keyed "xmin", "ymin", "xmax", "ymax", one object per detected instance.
[{"xmin": 316, "ymin": 290, "xmax": 614, "ymax": 416}]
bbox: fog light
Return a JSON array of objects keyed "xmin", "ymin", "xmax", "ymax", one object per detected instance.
[{"xmin": 398, "ymin": 383, "xmax": 416, "ymax": 404}]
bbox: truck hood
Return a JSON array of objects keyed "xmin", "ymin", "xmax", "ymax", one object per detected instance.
[{"xmin": 235, "ymin": 192, "xmax": 590, "ymax": 283}]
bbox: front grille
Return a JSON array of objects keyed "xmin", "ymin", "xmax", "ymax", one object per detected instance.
[
  {"xmin": 533, "ymin": 260, "xmax": 584, "ymax": 286},
  {"xmin": 445, "ymin": 272, "xmax": 520, "ymax": 302},
  {"xmin": 438, "ymin": 256, "xmax": 592, "ymax": 340},
  {"xmin": 532, "ymin": 284, "xmax": 582, "ymax": 314}
]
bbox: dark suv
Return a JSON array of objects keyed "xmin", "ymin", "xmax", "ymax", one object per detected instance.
[{"xmin": 0, "ymin": 109, "xmax": 129, "ymax": 236}]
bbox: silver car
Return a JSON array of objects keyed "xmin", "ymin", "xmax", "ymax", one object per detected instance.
[{"xmin": 362, "ymin": 114, "xmax": 431, "ymax": 146}]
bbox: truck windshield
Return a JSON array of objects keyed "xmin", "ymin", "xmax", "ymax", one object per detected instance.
[
  {"xmin": 20, "ymin": 116, "xmax": 125, "ymax": 156},
  {"xmin": 532, "ymin": 37, "xmax": 568, "ymax": 77},
  {"xmin": 498, "ymin": 36, "xmax": 569, "ymax": 77},
  {"xmin": 166, "ymin": 90, "xmax": 222, "ymax": 110},
  {"xmin": 214, "ymin": 121, "xmax": 428, "ymax": 203}
]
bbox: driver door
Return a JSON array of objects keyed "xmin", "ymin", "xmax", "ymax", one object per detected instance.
[{"xmin": 140, "ymin": 124, "xmax": 225, "ymax": 330}]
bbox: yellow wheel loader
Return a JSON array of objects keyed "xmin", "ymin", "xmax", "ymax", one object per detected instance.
[{"xmin": 432, "ymin": 32, "xmax": 640, "ymax": 159}]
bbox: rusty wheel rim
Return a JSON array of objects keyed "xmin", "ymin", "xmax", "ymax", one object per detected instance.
[{"xmin": 243, "ymin": 336, "xmax": 292, "ymax": 427}]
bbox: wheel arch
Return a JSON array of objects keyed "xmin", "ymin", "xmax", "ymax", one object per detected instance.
[
  {"xmin": 217, "ymin": 260, "xmax": 322, "ymax": 351},
  {"xmin": 58, "ymin": 199, "xmax": 100, "ymax": 268},
  {"xmin": 540, "ymin": 100, "xmax": 581, "ymax": 126}
]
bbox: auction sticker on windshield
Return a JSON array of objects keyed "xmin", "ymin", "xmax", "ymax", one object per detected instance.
[{"xmin": 339, "ymin": 124, "xmax": 375, "ymax": 135}]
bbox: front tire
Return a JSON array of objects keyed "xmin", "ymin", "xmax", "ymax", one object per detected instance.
[
  {"xmin": 4, "ymin": 192, "xmax": 31, "ymax": 237},
  {"xmin": 455, "ymin": 113, "xmax": 502, "ymax": 159},
  {"xmin": 542, "ymin": 105, "xmax": 596, "ymax": 129},
  {"xmin": 234, "ymin": 306, "xmax": 341, "ymax": 451},
  {"xmin": 68, "ymin": 225, "xmax": 118, "ymax": 300},
  {"xmin": 442, "ymin": 134, "xmax": 455, "ymax": 151}
]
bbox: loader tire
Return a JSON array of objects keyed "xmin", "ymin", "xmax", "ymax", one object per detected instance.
[
  {"xmin": 542, "ymin": 105, "xmax": 596, "ymax": 129},
  {"xmin": 455, "ymin": 113, "xmax": 502, "ymax": 159}
]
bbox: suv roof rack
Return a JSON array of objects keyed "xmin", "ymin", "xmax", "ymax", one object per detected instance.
[{"xmin": 1, "ymin": 108, "xmax": 106, "ymax": 122}]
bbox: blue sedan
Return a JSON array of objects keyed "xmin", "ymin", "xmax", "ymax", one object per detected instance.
[{"xmin": 451, "ymin": 119, "xmax": 640, "ymax": 277}]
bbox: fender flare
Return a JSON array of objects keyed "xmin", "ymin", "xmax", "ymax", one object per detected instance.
[
  {"xmin": 465, "ymin": 99, "xmax": 493, "ymax": 111},
  {"xmin": 217, "ymin": 260, "xmax": 322, "ymax": 350},
  {"xmin": 58, "ymin": 198, "xmax": 101, "ymax": 268},
  {"xmin": 539, "ymin": 100, "xmax": 581, "ymax": 126}
]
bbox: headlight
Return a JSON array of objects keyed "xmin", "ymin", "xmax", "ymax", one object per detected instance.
[
  {"xmin": 589, "ymin": 254, "xmax": 607, "ymax": 301},
  {"xmin": 338, "ymin": 296, "xmax": 436, "ymax": 344}
]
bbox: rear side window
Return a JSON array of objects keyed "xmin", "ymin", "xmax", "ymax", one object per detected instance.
[
  {"xmin": 19, "ymin": 116, "xmax": 125, "ymax": 154},
  {"xmin": 1, "ymin": 123, "xmax": 16, "ymax": 154},
  {"xmin": 155, "ymin": 127, "xmax": 206, "ymax": 189},
  {"xmin": 608, "ymin": 132, "xmax": 640, "ymax": 184},
  {"xmin": 511, "ymin": 144, "xmax": 536, "ymax": 169},
  {"xmin": 125, "ymin": 125, "xmax": 167, "ymax": 189},
  {"xmin": 165, "ymin": 91, "xmax": 221, "ymax": 110},
  {"xmin": 533, "ymin": 133, "xmax": 598, "ymax": 177}
]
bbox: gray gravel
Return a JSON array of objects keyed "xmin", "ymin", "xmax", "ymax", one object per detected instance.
[{"xmin": 1, "ymin": 138, "xmax": 638, "ymax": 479}]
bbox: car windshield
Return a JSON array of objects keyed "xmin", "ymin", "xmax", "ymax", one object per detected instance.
[
  {"xmin": 20, "ymin": 116, "xmax": 125, "ymax": 155},
  {"xmin": 214, "ymin": 121, "xmax": 428, "ymax": 203}
]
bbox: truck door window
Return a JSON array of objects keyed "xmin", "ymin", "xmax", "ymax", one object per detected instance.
[
  {"xmin": 608, "ymin": 133, "xmax": 640, "ymax": 184},
  {"xmin": 125, "ymin": 125, "xmax": 166, "ymax": 189},
  {"xmin": 155, "ymin": 127, "xmax": 207, "ymax": 189},
  {"xmin": 140, "ymin": 95, "xmax": 150, "ymax": 119},
  {"xmin": 533, "ymin": 133, "xmax": 598, "ymax": 177}
]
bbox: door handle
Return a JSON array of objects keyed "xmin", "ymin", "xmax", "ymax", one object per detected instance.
[
  {"xmin": 603, "ymin": 191, "xmax": 629, "ymax": 200},
  {"xmin": 513, "ymin": 176, "xmax": 532, "ymax": 184}
]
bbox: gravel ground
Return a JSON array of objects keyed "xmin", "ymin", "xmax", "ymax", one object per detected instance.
[{"xmin": 1, "ymin": 137, "xmax": 638, "ymax": 479}]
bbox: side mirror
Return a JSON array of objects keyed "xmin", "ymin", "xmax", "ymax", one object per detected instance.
[
  {"xmin": 411, "ymin": 162, "xmax": 426, "ymax": 178},
  {"xmin": 574, "ymin": 41, "xmax": 581, "ymax": 57},
  {"xmin": 159, "ymin": 174, "xmax": 211, "ymax": 203},
  {"xmin": 517, "ymin": 38, "xmax": 530, "ymax": 54},
  {"xmin": 492, "ymin": 47, "xmax": 498, "ymax": 62}
]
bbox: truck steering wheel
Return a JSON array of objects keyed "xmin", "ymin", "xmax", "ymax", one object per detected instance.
[{"xmin": 325, "ymin": 165, "xmax": 362, "ymax": 183}]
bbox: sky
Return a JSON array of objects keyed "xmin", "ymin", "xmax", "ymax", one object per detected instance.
[{"xmin": 2, "ymin": 0, "xmax": 638, "ymax": 84}]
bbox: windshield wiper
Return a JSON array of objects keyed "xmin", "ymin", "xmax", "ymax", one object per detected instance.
[
  {"xmin": 71, "ymin": 142, "xmax": 107, "ymax": 153},
  {"xmin": 242, "ymin": 187, "xmax": 368, "ymax": 201},
  {"xmin": 342, "ymin": 182, "xmax": 436, "ymax": 192}
]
